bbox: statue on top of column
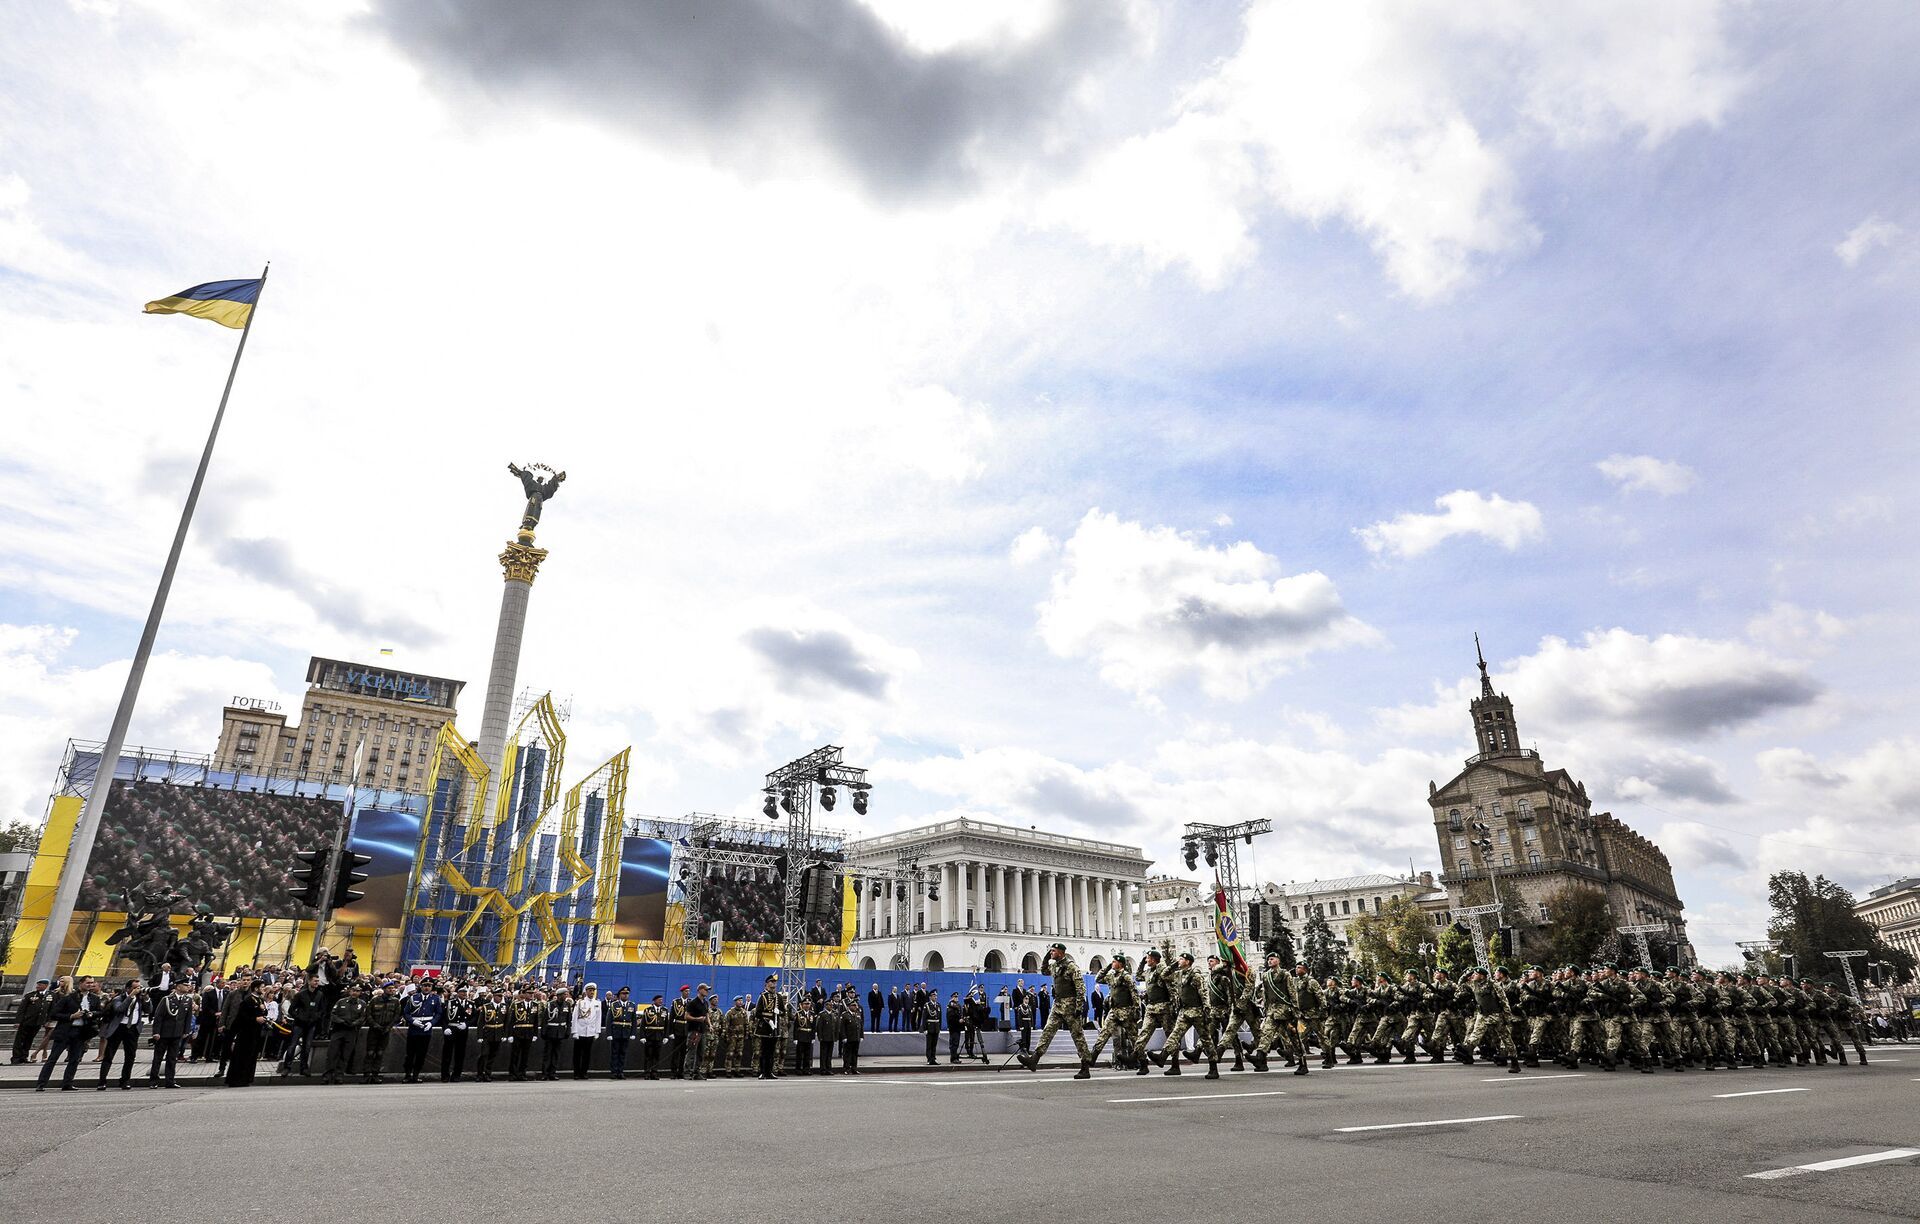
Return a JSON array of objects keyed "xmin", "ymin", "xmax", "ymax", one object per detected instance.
[{"xmin": 508, "ymin": 462, "xmax": 566, "ymax": 538}]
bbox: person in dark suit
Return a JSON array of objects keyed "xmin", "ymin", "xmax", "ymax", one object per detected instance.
[
  {"xmin": 809, "ymin": 979, "xmax": 827, "ymax": 1015},
  {"xmin": 945, "ymin": 992, "xmax": 965, "ymax": 1063},
  {"xmin": 191, "ymin": 977, "xmax": 228, "ymax": 1063},
  {"xmin": 1037, "ymin": 987, "xmax": 1052, "ymax": 1030},
  {"xmin": 216, "ymin": 981, "xmax": 250, "ymax": 1078},
  {"xmin": 921, "ymin": 990, "xmax": 942, "ymax": 1064},
  {"xmin": 223, "ymin": 982, "xmax": 269, "ymax": 1087},
  {"xmin": 37, "ymin": 977, "xmax": 102, "ymax": 1092},
  {"xmin": 886, "ymin": 986, "xmax": 902, "ymax": 1032},
  {"xmin": 867, "ymin": 984, "xmax": 884, "ymax": 1033},
  {"xmin": 148, "ymin": 978, "xmax": 197, "ymax": 1088},
  {"xmin": 11, "ymin": 978, "xmax": 52, "ymax": 1064},
  {"xmin": 96, "ymin": 980, "xmax": 148, "ymax": 1090}
]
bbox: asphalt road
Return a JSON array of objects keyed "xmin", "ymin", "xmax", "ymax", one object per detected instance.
[{"xmin": 2, "ymin": 1056, "xmax": 1915, "ymax": 1222}]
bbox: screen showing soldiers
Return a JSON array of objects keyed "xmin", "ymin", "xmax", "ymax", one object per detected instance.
[{"xmin": 76, "ymin": 780, "xmax": 344, "ymax": 919}]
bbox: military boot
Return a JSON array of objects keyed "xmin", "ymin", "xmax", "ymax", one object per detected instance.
[
  {"xmin": 1250, "ymin": 1051, "xmax": 1268, "ymax": 1072},
  {"xmin": 1074, "ymin": 1060, "xmax": 1091, "ymax": 1080},
  {"xmin": 1507, "ymin": 1059, "xmax": 1521, "ymax": 1074},
  {"xmin": 1135, "ymin": 1058, "xmax": 1152, "ymax": 1076},
  {"xmin": 1017, "ymin": 1052, "xmax": 1039, "ymax": 1073},
  {"xmin": 1292, "ymin": 1060, "xmax": 1309, "ymax": 1077},
  {"xmin": 1163, "ymin": 1056, "xmax": 1181, "ymax": 1075},
  {"xmin": 1204, "ymin": 1059, "xmax": 1220, "ymax": 1080},
  {"xmin": 1229, "ymin": 1056, "xmax": 1245, "ymax": 1072}
]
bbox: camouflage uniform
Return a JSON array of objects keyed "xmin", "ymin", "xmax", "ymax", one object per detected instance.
[
  {"xmin": 725, "ymin": 1000, "xmax": 752, "ymax": 1075},
  {"xmin": 1158, "ymin": 955, "xmax": 1220, "ymax": 1077},
  {"xmin": 1428, "ymin": 972, "xmax": 1466, "ymax": 1063},
  {"xmin": 1515, "ymin": 967, "xmax": 1554, "ymax": 1066},
  {"xmin": 1463, "ymin": 969, "xmax": 1521, "ymax": 1072},
  {"xmin": 1208, "ymin": 962, "xmax": 1251, "ymax": 1069},
  {"xmin": 1396, "ymin": 972, "xmax": 1433, "ymax": 1064},
  {"xmin": 1560, "ymin": 971, "xmax": 1600, "ymax": 1068},
  {"xmin": 1660, "ymin": 969, "xmax": 1698, "ymax": 1065},
  {"xmin": 1091, "ymin": 960, "xmax": 1140, "ymax": 1069},
  {"xmin": 1365, "ymin": 974, "xmax": 1403, "ymax": 1062},
  {"xmin": 1020, "ymin": 946, "xmax": 1093, "ymax": 1077},
  {"xmin": 1134, "ymin": 954, "xmax": 1174, "ymax": 1070},
  {"xmin": 1252, "ymin": 959, "xmax": 1310, "ymax": 1075},
  {"xmin": 1626, "ymin": 972, "xmax": 1673, "ymax": 1071},
  {"xmin": 1821, "ymin": 984, "xmax": 1869, "ymax": 1065},
  {"xmin": 1290, "ymin": 967, "xmax": 1326, "ymax": 1070},
  {"xmin": 1342, "ymin": 976, "xmax": 1376, "ymax": 1064},
  {"xmin": 1321, "ymin": 977, "xmax": 1354, "ymax": 1064}
]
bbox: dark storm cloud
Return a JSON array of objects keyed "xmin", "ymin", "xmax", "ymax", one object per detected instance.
[
  {"xmin": 745, "ymin": 626, "xmax": 891, "ymax": 698},
  {"xmin": 1631, "ymin": 671, "xmax": 1821, "ymax": 736},
  {"xmin": 1168, "ymin": 591, "xmax": 1350, "ymax": 649},
  {"xmin": 370, "ymin": 0, "xmax": 1132, "ymax": 198},
  {"xmin": 214, "ymin": 537, "xmax": 441, "ymax": 647}
]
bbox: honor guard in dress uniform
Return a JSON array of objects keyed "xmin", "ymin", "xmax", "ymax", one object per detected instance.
[
  {"xmin": 1090, "ymin": 954, "xmax": 1139, "ymax": 1070},
  {"xmin": 1018, "ymin": 943, "xmax": 1095, "ymax": 1079},
  {"xmin": 752, "ymin": 977, "xmax": 784, "ymax": 1079},
  {"xmin": 539, "ymin": 990, "xmax": 572, "ymax": 1081},
  {"xmin": 401, "ymin": 984, "xmax": 444, "ymax": 1083},
  {"xmin": 605, "ymin": 988, "xmax": 637, "ymax": 1079},
  {"xmin": 441, "ymin": 989, "xmax": 473, "ymax": 1082},
  {"xmin": 322, "ymin": 986, "xmax": 367, "ymax": 1084},
  {"xmin": 362, "ymin": 981, "xmax": 404, "ymax": 1084},
  {"xmin": 667, "ymin": 986, "xmax": 692, "ymax": 1078},
  {"xmin": 475, "ymin": 990, "xmax": 507, "ymax": 1082},
  {"xmin": 640, "ymin": 994, "xmax": 669, "ymax": 1079},
  {"xmin": 1014, "ymin": 990, "xmax": 1036, "ymax": 1055},
  {"xmin": 813, "ymin": 994, "xmax": 839, "ymax": 1075},
  {"xmin": 792, "ymin": 999, "xmax": 816, "ymax": 1075},
  {"xmin": 507, "ymin": 986, "xmax": 541, "ymax": 1080}
]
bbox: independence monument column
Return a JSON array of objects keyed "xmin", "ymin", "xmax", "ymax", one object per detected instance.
[{"xmin": 478, "ymin": 461, "xmax": 564, "ymax": 812}]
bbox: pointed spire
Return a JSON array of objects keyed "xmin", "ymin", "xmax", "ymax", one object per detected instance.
[{"xmin": 1474, "ymin": 632, "xmax": 1493, "ymax": 697}]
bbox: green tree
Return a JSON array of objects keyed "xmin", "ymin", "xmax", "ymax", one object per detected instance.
[
  {"xmin": 1767, "ymin": 871, "xmax": 1917, "ymax": 983},
  {"xmin": 1436, "ymin": 922, "xmax": 1477, "ymax": 976},
  {"xmin": 0, "ymin": 819, "xmax": 39, "ymax": 854},
  {"xmin": 1538, "ymin": 885, "xmax": 1613, "ymax": 969},
  {"xmin": 1346, "ymin": 895, "xmax": 1434, "ymax": 979},
  {"xmin": 1300, "ymin": 910, "xmax": 1339, "ymax": 981}
]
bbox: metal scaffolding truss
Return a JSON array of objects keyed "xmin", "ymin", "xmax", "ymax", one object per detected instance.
[
  {"xmin": 849, "ymin": 858, "xmax": 929, "ymax": 971},
  {"xmin": 765, "ymin": 745, "xmax": 869, "ymax": 999},
  {"xmin": 1181, "ymin": 819, "xmax": 1272, "ymax": 948}
]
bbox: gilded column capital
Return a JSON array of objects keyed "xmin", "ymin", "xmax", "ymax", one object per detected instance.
[{"xmin": 499, "ymin": 539, "xmax": 550, "ymax": 584}]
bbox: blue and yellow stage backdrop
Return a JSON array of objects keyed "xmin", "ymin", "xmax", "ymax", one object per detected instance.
[{"xmin": 333, "ymin": 804, "xmax": 425, "ymax": 930}]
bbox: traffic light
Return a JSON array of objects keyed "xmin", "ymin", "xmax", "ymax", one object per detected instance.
[
  {"xmin": 330, "ymin": 847, "xmax": 372, "ymax": 909},
  {"xmin": 287, "ymin": 849, "xmax": 325, "ymax": 910}
]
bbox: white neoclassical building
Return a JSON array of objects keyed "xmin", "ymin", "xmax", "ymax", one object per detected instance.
[{"xmin": 844, "ymin": 817, "xmax": 1151, "ymax": 974}]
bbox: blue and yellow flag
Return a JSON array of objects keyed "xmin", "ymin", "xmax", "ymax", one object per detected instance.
[
  {"xmin": 143, "ymin": 278, "xmax": 262, "ymax": 329},
  {"xmin": 1213, "ymin": 885, "xmax": 1252, "ymax": 979}
]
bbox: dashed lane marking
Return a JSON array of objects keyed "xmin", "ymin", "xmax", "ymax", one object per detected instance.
[
  {"xmin": 1107, "ymin": 1090, "xmax": 1288, "ymax": 1104},
  {"xmin": 1336, "ymin": 1114, "xmax": 1522, "ymax": 1133},
  {"xmin": 852, "ymin": 1076, "xmax": 1084, "ymax": 1086},
  {"xmin": 1714, "ymin": 1087, "xmax": 1812, "ymax": 1099},
  {"xmin": 1746, "ymin": 1149, "xmax": 1920, "ymax": 1180},
  {"xmin": 1481, "ymin": 1073, "xmax": 1585, "ymax": 1083}
]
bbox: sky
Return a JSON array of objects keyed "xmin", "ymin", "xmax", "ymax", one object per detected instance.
[{"xmin": 3, "ymin": 0, "xmax": 1918, "ymax": 969}]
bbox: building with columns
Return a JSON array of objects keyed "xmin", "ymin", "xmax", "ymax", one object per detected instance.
[{"xmin": 843, "ymin": 817, "xmax": 1150, "ymax": 974}]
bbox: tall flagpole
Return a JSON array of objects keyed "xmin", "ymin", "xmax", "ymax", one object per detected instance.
[{"xmin": 26, "ymin": 263, "xmax": 272, "ymax": 988}]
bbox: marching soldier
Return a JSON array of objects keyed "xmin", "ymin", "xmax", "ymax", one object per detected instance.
[
  {"xmin": 605, "ymin": 987, "xmax": 637, "ymax": 1079},
  {"xmin": 474, "ymin": 988, "xmax": 507, "ymax": 1082},
  {"xmin": 1322, "ymin": 975, "xmax": 1354, "ymax": 1065},
  {"xmin": 1429, "ymin": 968, "xmax": 1466, "ymax": 1064},
  {"xmin": 1661, "ymin": 968, "xmax": 1699, "ymax": 1068},
  {"xmin": 1821, "ymin": 981, "xmax": 1869, "ymax": 1065},
  {"xmin": 1091, "ymin": 954, "xmax": 1140, "ymax": 1070},
  {"xmin": 1397, "ymin": 969, "xmax": 1433, "ymax": 1065},
  {"xmin": 1366, "ymin": 972, "xmax": 1403, "ymax": 1064},
  {"xmin": 1135, "ymin": 950, "xmax": 1174, "ymax": 1073},
  {"xmin": 1341, "ymin": 974, "xmax": 1375, "ymax": 1064},
  {"xmin": 1290, "ymin": 963, "xmax": 1325, "ymax": 1072},
  {"xmin": 1251, "ymin": 952, "xmax": 1297, "ymax": 1074},
  {"xmin": 1463, "ymin": 967, "xmax": 1521, "ymax": 1073},
  {"xmin": 1207, "ymin": 956, "xmax": 1254, "ymax": 1071},
  {"xmin": 362, "ymin": 980, "xmax": 404, "ymax": 1084},
  {"xmin": 1148, "ymin": 951, "xmax": 1219, "ymax": 1079},
  {"xmin": 1018, "ymin": 943, "xmax": 1095, "ymax": 1079},
  {"xmin": 1516, "ymin": 966, "xmax": 1553, "ymax": 1068}
]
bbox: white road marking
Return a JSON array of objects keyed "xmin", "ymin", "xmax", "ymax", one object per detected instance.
[
  {"xmin": 1746, "ymin": 1148, "xmax": 1920, "ymax": 1180},
  {"xmin": 1107, "ymin": 1090, "xmax": 1288, "ymax": 1104},
  {"xmin": 1336, "ymin": 1114, "xmax": 1523, "ymax": 1133},
  {"xmin": 1482, "ymin": 1073, "xmax": 1585, "ymax": 1083},
  {"xmin": 1714, "ymin": 1087, "xmax": 1812, "ymax": 1099},
  {"xmin": 852, "ymin": 1076, "xmax": 1084, "ymax": 1086}
]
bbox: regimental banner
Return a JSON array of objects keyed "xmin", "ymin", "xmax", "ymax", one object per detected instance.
[
  {"xmin": 332, "ymin": 805, "xmax": 423, "ymax": 930},
  {"xmin": 613, "ymin": 836, "xmax": 671, "ymax": 941}
]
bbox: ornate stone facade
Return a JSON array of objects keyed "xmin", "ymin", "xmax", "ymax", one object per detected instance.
[{"xmin": 845, "ymin": 817, "xmax": 1149, "ymax": 974}]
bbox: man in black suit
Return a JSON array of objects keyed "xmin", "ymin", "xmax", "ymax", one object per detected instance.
[
  {"xmin": 149, "ymin": 978, "xmax": 197, "ymax": 1088},
  {"xmin": 886, "ymin": 986, "xmax": 902, "ymax": 1031},
  {"xmin": 192, "ymin": 976, "xmax": 228, "ymax": 1063},
  {"xmin": 1037, "ymin": 987, "xmax": 1052, "ymax": 1029},
  {"xmin": 37, "ymin": 977, "xmax": 103, "ymax": 1092},
  {"xmin": 11, "ymin": 978, "xmax": 52, "ymax": 1064},
  {"xmin": 944, "ymin": 992, "xmax": 965, "ymax": 1063},
  {"xmin": 809, "ymin": 978, "xmax": 827, "ymax": 1014},
  {"xmin": 867, "ymin": 984, "xmax": 884, "ymax": 1033},
  {"xmin": 97, "ymin": 980, "xmax": 147, "ymax": 1090}
]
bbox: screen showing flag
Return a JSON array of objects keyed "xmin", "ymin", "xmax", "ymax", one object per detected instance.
[
  {"xmin": 330, "ymin": 804, "xmax": 423, "ymax": 930},
  {"xmin": 613, "ymin": 836, "xmax": 672, "ymax": 941}
]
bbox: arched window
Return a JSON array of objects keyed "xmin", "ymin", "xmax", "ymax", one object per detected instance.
[
  {"xmin": 1021, "ymin": 952, "xmax": 1041, "ymax": 973},
  {"xmin": 858, "ymin": 956, "xmax": 877, "ymax": 971},
  {"xmin": 923, "ymin": 950, "xmax": 945, "ymax": 973},
  {"xmin": 983, "ymin": 950, "xmax": 1005, "ymax": 973}
]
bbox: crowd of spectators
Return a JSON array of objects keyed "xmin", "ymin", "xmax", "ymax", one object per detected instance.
[{"xmin": 75, "ymin": 780, "xmax": 341, "ymax": 918}]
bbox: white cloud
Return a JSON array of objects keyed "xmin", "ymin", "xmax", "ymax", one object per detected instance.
[
  {"xmin": 1596, "ymin": 453, "xmax": 1697, "ymax": 496},
  {"xmin": 1745, "ymin": 602, "xmax": 1847, "ymax": 655},
  {"xmin": 1008, "ymin": 526, "xmax": 1059, "ymax": 566},
  {"xmin": 1356, "ymin": 490, "xmax": 1544, "ymax": 559},
  {"xmin": 1835, "ymin": 215, "xmax": 1902, "ymax": 267},
  {"xmin": 1045, "ymin": 0, "xmax": 1746, "ymax": 296},
  {"xmin": 1036, "ymin": 509, "xmax": 1376, "ymax": 699}
]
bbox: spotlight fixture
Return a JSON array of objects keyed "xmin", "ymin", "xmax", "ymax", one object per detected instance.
[
  {"xmin": 762, "ymin": 793, "xmax": 777, "ymax": 819},
  {"xmin": 896, "ymin": 883, "xmax": 908, "ymax": 902},
  {"xmin": 1243, "ymin": 832, "xmax": 1253, "ymax": 846},
  {"xmin": 927, "ymin": 881, "xmax": 940, "ymax": 901},
  {"xmin": 820, "ymin": 786, "xmax": 837, "ymax": 811},
  {"xmin": 851, "ymin": 784, "xmax": 869, "ymax": 816},
  {"xmin": 780, "ymin": 789, "xmax": 796, "ymax": 815}
]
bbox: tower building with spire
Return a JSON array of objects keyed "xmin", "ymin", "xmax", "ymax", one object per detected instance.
[{"xmin": 1428, "ymin": 637, "xmax": 1691, "ymax": 964}]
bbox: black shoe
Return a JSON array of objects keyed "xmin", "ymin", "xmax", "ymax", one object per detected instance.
[
  {"xmin": 1073, "ymin": 1061, "xmax": 1091, "ymax": 1080},
  {"xmin": 1293, "ymin": 1062, "xmax": 1309, "ymax": 1076},
  {"xmin": 1507, "ymin": 1063, "xmax": 1521, "ymax": 1074},
  {"xmin": 1135, "ymin": 1062, "xmax": 1151, "ymax": 1076},
  {"xmin": 1204, "ymin": 1061, "xmax": 1220, "ymax": 1080}
]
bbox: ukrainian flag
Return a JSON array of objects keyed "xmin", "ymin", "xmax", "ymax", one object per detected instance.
[{"xmin": 143, "ymin": 278, "xmax": 262, "ymax": 329}]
